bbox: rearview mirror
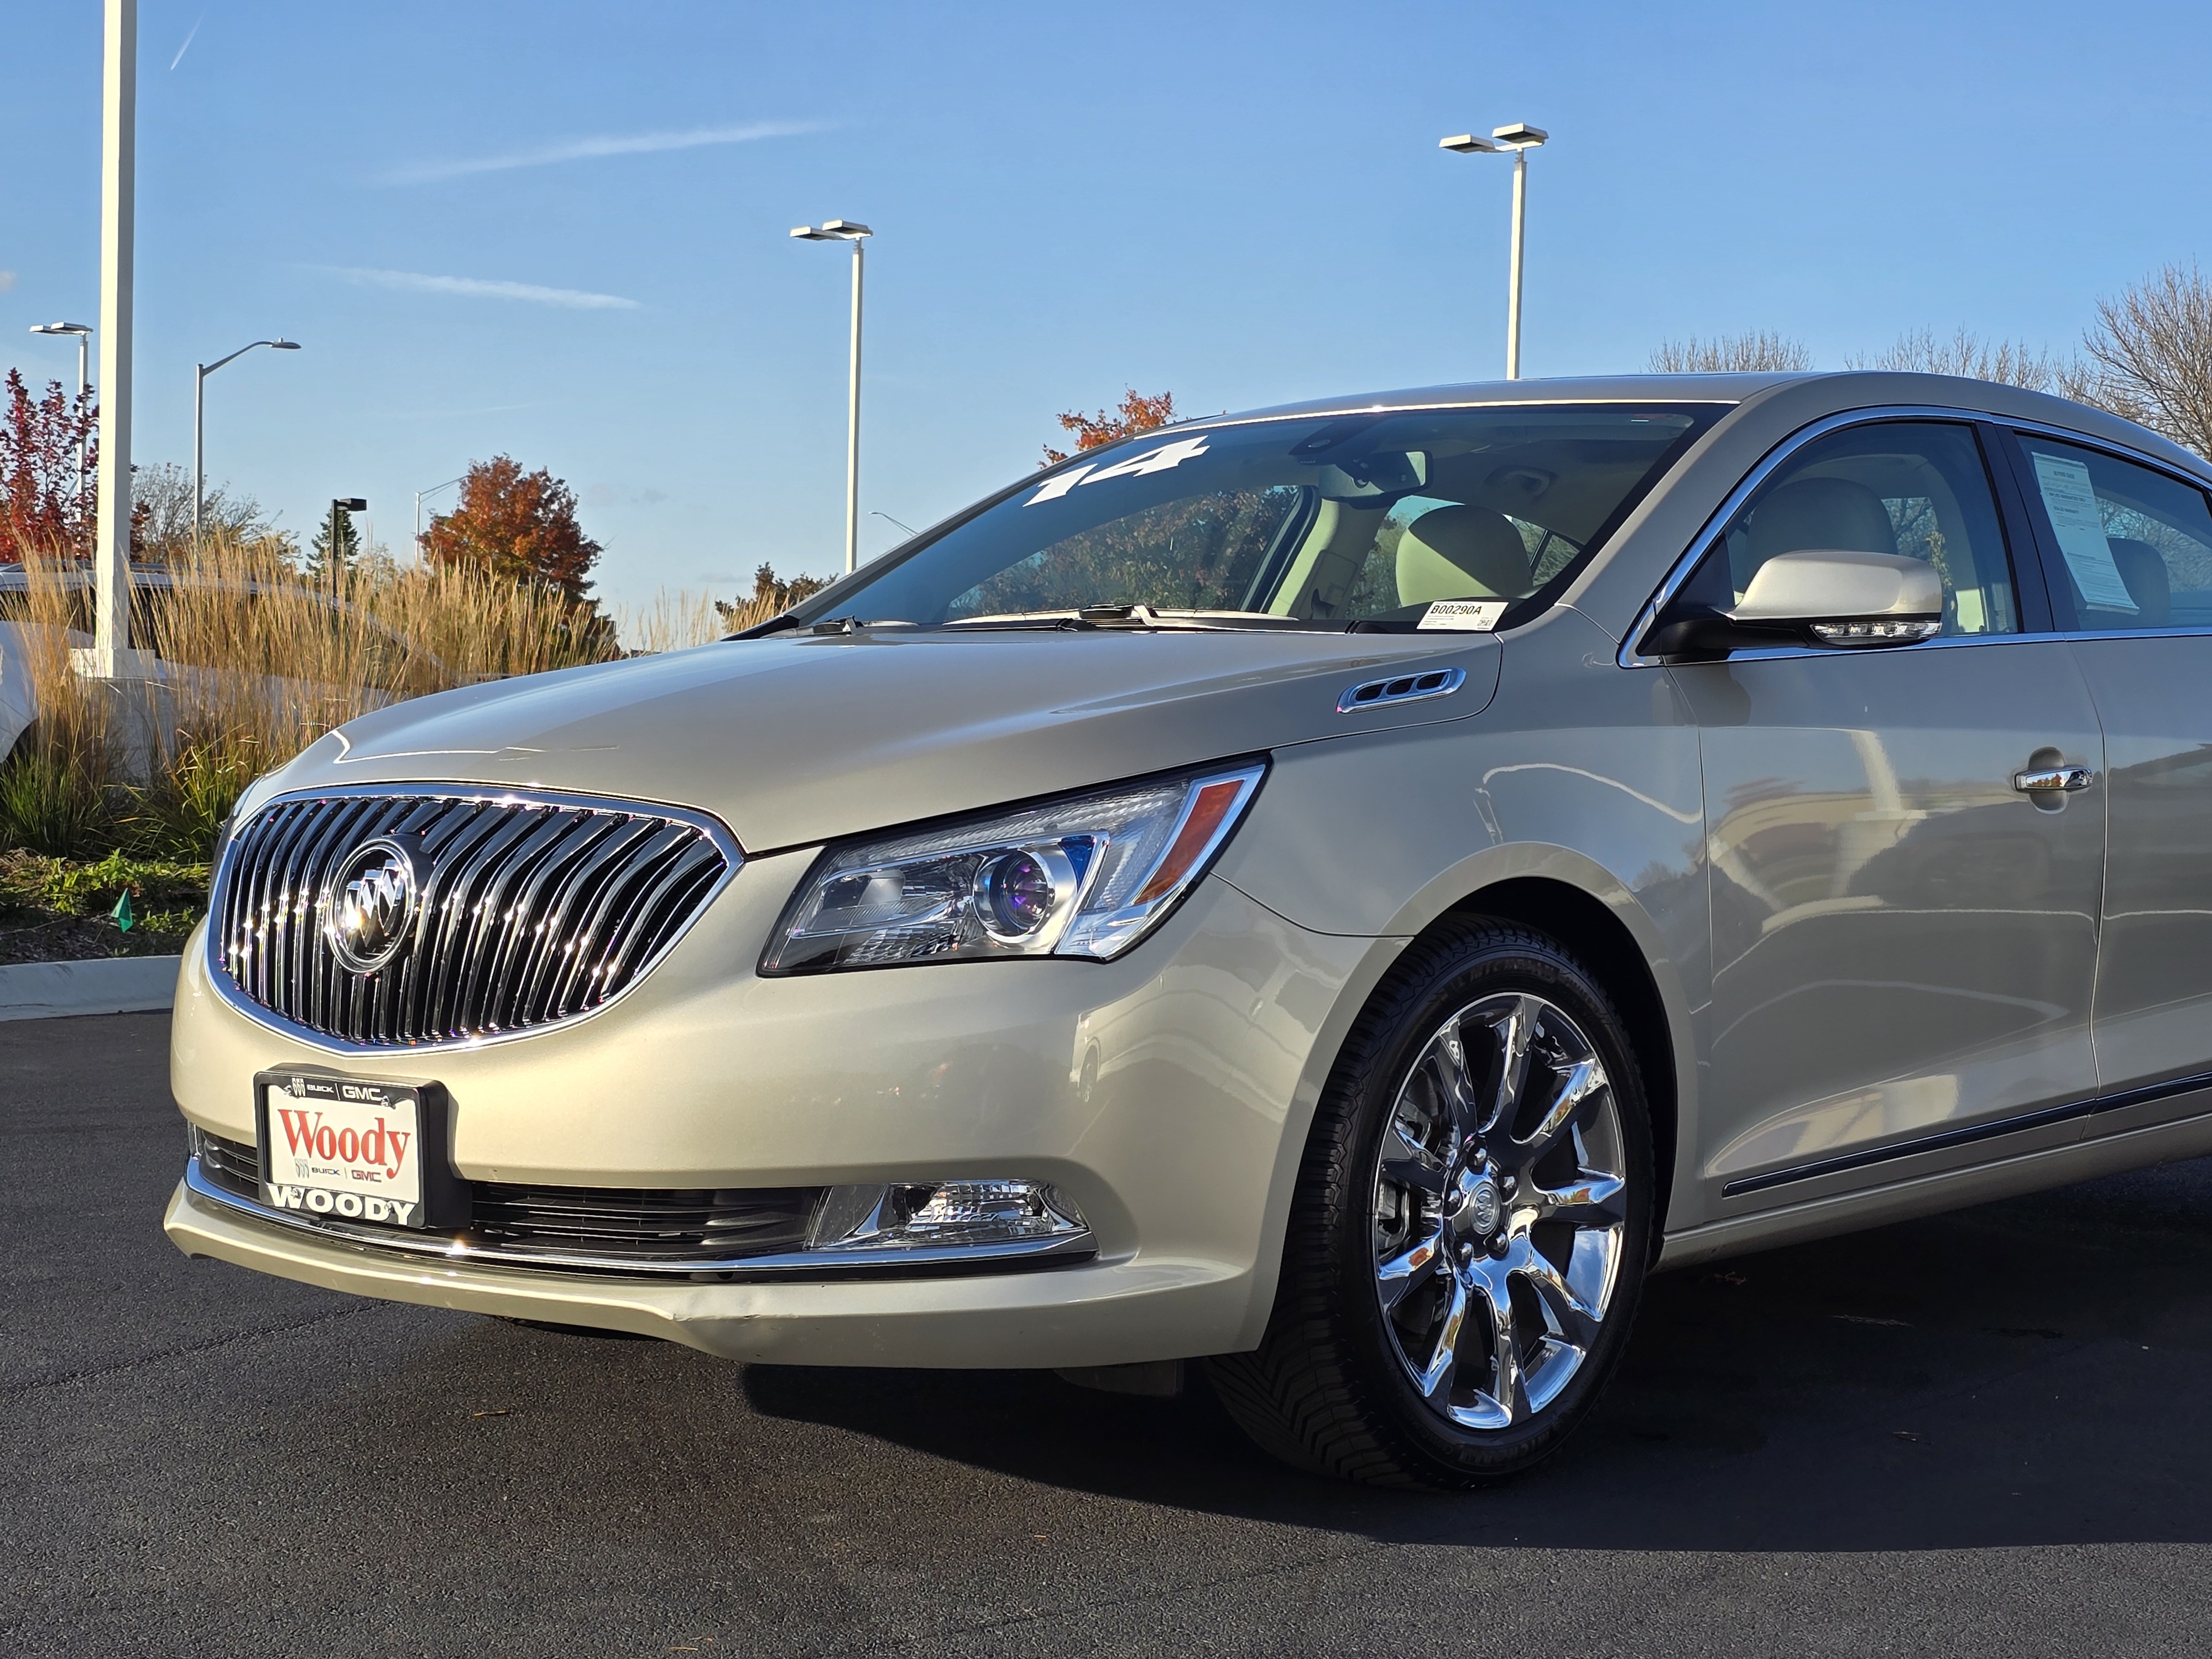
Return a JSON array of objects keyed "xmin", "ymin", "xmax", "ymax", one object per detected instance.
[{"xmin": 1643, "ymin": 550, "xmax": 1943, "ymax": 660}]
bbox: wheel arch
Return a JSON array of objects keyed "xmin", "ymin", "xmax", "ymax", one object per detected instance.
[{"xmin": 1439, "ymin": 876, "xmax": 1679, "ymax": 1238}]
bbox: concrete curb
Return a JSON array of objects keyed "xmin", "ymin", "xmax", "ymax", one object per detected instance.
[{"xmin": 0, "ymin": 955, "xmax": 180, "ymax": 1022}]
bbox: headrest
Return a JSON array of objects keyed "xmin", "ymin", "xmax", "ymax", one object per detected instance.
[
  {"xmin": 1744, "ymin": 476, "xmax": 1899, "ymax": 562},
  {"xmin": 1396, "ymin": 505, "xmax": 1532, "ymax": 607},
  {"xmin": 2106, "ymin": 538, "xmax": 2171, "ymax": 625}
]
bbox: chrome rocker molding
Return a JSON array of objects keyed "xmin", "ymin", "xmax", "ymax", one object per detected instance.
[
  {"xmin": 206, "ymin": 781, "xmax": 745, "ymax": 1056},
  {"xmin": 1337, "ymin": 665, "xmax": 1467, "ymax": 714},
  {"xmin": 1721, "ymin": 1068, "xmax": 2212, "ymax": 1198},
  {"xmin": 1619, "ymin": 404, "xmax": 2212, "ymax": 670},
  {"xmin": 181, "ymin": 1156, "xmax": 1098, "ymax": 1280}
]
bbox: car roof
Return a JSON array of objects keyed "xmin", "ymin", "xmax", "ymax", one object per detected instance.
[
  {"xmin": 1168, "ymin": 371, "xmax": 2211, "ymax": 482},
  {"xmin": 1203, "ymin": 372, "xmax": 1803, "ymax": 424}
]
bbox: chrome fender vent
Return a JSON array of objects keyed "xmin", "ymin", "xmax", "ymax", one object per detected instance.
[{"xmin": 1337, "ymin": 665, "xmax": 1467, "ymax": 715}]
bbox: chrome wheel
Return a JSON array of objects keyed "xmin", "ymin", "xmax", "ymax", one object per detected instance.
[{"xmin": 1370, "ymin": 991, "xmax": 1629, "ymax": 1431}]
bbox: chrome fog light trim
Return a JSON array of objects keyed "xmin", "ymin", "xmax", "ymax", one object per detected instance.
[{"xmin": 806, "ymin": 1179, "xmax": 1088, "ymax": 1253}]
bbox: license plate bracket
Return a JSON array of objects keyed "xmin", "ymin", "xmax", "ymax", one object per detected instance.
[{"xmin": 253, "ymin": 1069, "xmax": 468, "ymax": 1231}]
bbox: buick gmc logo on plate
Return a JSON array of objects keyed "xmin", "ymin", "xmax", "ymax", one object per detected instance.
[{"xmin": 323, "ymin": 836, "xmax": 422, "ymax": 974}]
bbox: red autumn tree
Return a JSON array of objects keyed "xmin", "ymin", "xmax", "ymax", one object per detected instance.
[
  {"xmin": 1042, "ymin": 389, "xmax": 1177, "ymax": 466},
  {"xmin": 421, "ymin": 455, "xmax": 604, "ymax": 600},
  {"xmin": 0, "ymin": 369, "xmax": 99, "ymax": 560}
]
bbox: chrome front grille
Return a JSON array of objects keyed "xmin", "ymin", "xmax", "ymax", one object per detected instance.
[{"xmin": 212, "ymin": 785, "xmax": 738, "ymax": 1047}]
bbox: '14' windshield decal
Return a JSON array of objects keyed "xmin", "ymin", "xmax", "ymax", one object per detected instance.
[{"xmin": 1025, "ymin": 436, "xmax": 1211, "ymax": 505}]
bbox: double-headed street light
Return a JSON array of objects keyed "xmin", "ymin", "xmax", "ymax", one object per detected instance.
[
  {"xmin": 1441, "ymin": 123, "xmax": 1550, "ymax": 379},
  {"xmin": 194, "ymin": 337, "xmax": 301, "ymax": 541},
  {"xmin": 791, "ymin": 219, "xmax": 873, "ymax": 574},
  {"xmin": 28, "ymin": 322, "xmax": 95, "ymax": 491}
]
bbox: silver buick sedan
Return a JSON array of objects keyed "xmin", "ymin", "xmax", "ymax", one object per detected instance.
[{"xmin": 166, "ymin": 372, "xmax": 2212, "ymax": 1485}]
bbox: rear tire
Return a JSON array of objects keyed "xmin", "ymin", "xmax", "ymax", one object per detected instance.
[{"xmin": 1208, "ymin": 919, "xmax": 1655, "ymax": 1486}]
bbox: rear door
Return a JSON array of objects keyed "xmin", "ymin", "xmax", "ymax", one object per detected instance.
[
  {"xmin": 2005, "ymin": 429, "xmax": 2212, "ymax": 1131},
  {"xmin": 1670, "ymin": 418, "xmax": 2106, "ymax": 1209}
]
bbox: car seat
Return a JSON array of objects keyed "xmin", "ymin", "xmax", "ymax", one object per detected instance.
[{"xmin": 1395, "ymin": 505, "xmax": 1533, "ymax": 607}]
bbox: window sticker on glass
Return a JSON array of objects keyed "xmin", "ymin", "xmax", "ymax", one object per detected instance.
[
  {"xmin": 1417, "ymin": 599, "xmax": 1507, "ymax": 631},
  {"xmin": 2031, "ymin": 452, "xmax": 2138, "ymax": 612},
  {"xmin": 1025, "ymin": 436, "xmax": 1211, "ymax": 505}
]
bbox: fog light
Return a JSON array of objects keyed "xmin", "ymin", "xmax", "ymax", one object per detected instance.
[{"xmin": 806, "ymin": 1179, "xmax": 1087, "ymax": 1253}]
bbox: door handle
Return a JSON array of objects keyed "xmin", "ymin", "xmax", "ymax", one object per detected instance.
[{"xmin": 2013, "ymin": 765, "xmax": 2095, "ymax": 794}]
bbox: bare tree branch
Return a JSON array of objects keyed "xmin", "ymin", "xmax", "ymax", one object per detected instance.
[
  {"xmin": 1845, "ymin": 326, "xmax": 2054, "ymax": 390},
  {"xmin": 1647, "ymin": 331, "xmax": 1812, "ymax": 373},
  {"xmin": 2073, "ymin": 263, "xmax": 2212, "ymax": 458}
]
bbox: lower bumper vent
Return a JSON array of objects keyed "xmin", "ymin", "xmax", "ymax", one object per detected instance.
[{"xmin": 192, "ymin": 1129, "xmax": 820, "ymax": 1267}]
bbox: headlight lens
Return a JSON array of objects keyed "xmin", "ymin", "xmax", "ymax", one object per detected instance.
[{"xmin": 761, "ymin": 760, "xmax": 1266, "ymax": 973}]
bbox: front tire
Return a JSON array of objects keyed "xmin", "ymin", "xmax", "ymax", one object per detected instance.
[{"xmin": 1208, "ymin": 920, "xmax": 1655, "ymax": 1486}]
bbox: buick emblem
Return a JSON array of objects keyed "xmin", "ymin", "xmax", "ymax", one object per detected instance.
[{"xmin": 322, "ymin": 837, "xmax": 422, "ymax": 974}]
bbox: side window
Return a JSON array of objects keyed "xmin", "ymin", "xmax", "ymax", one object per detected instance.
[
  {"xmin": 1705, "ymin": 422, "xmax": 2021, "ymax": 637},
  {"xmin": 2014, "ymin": 435, "xmax": 2212, "ymax": 632}
]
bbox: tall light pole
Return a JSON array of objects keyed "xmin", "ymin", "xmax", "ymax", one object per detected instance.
[
  {"xmin": 415, "ymin": 475, "xmax": 463, "ymax": 565},
  {"xmin": 193, "ymin": 338, "xmax": 300, "ymax": 542},
  {"xmin": 791, "ymin": 219, "xmax": 873, "ymax": 574},
  {"xmin": 28, "ymin": 322, "xmax": 93, "ymax": 498},
  {"xmin": 1441, "ymin": 123, "xmax": 1550, "ymax": 379},
  {"xmin": 93, "ymin": 0, "xmax": 136, "ymax": 679}
]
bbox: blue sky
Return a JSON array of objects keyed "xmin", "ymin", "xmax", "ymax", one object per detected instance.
[{"xmin": 3, "ymin": 0, "xmax": 2206, "ymax": 621}]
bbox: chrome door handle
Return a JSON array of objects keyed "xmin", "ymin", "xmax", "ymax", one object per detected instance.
[{"xmin": 2014, "ymin": 765, "xmax": 2095, "ymax": 793}]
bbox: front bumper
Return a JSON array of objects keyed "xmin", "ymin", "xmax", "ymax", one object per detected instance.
[{"xmin": 166, "ymin": 852, "xmax": 1391, "ymax": 1366}]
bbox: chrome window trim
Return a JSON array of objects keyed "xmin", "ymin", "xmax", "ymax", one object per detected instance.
[
  {"xmin": 181, "ymin": 1156, "xmax": 1096, "ymax": 1280},
  {"xmin": 1615, "ymin": 404, "xmax": 2212, "ymax": 669},
  {"xmin": 205, "ymin": 781, "xmax": 745, "ymax": 1056}
]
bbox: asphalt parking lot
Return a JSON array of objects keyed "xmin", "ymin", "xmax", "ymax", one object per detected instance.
[{"xmin": 7, "ymin": 1011, "xmax": 2212, "ymax": 1657}]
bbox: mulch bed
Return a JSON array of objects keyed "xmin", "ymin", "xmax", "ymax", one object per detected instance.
[{"xmin": 0, "ymin": 851, "xmax": 208, "ymax": 964}]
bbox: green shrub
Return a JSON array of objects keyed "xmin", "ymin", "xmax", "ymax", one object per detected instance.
[
  {"xmin": 0, "ymin": 749, "xmax": 114, "ymax": 858},
  {"xmin": 119, "ymin": 738, "xmax": 261, "ymax": 863}
]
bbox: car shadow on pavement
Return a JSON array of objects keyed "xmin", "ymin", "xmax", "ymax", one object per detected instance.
[{"xmin": 733, "ymin": 1157, "xmax": 2212, "ymax": 1552}]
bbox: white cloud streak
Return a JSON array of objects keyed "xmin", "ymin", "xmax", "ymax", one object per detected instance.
[
  {"xmin": 169, "ymin": 13, "xmax": 204, "ymax": 70},
  {"xmin": 383, "ymin": 120, "xmax": 825, "ymax": 184},
  {"xmin": 316, "ymin": 265, "xmax": 641, "ymax": 311}
]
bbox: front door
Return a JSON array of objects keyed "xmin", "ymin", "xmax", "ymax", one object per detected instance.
[{"xmin": 1671, "ymin": 419, "xmax": 2106, "ymax": 1207}]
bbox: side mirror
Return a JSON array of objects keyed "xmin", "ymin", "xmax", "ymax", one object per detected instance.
[{"xmin": 1642, "ymin": 550, "xmax": 1943, "ymax": 660}]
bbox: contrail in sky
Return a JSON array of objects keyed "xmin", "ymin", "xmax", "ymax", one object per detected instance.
[
  {"xmin": 314, "ymin": 266, "xmax": 641, "ymax": 311},
  {"xmin": 383, "ymin": 120, "xmax": 825, "ymax": 184},
  {"xmin": 170, "ymin": 13, "xmax": 203, "ymax": 70}
]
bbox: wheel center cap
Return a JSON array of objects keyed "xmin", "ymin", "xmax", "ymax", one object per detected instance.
[{"xmin": 1462, "ymin": 1175, "xmax": 1502, "ymax": 1237}]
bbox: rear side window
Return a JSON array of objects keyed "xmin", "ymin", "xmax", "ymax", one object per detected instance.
[
  {"xmin": 1671, "ymin": 420, "xmax": 2021, "ymax": 638},
  {"xmin": 2014, "ymin": 435, "xmax": 2212, "ymax": 632}
]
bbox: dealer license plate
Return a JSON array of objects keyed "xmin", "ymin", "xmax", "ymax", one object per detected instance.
[{"xmin": 257, "ymin": 1074, "xmax": 428, "ymax": 1228}]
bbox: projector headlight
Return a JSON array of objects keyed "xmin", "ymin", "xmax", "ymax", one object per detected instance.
[{"xmin": 761, "ymin": 760, "xmax": 1266, "ymax": 973}]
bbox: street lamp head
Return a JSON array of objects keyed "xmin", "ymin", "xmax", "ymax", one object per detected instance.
[
  {"xmin": 1439, "ymin": 134, "xmax": 1501, "ymax": 154},
  {"xmin": 270, "ymin": 338, "xmax": 301, "ymax": 350},
  {"xmin": 792, "ymin": 220, "xmax": 873, "ymax": 242},
  {"xmin": 1491, "ymin": 123, "xmax": 1549, "ymax": 150},
  {"xmin": 29, "ymin": 321, "xmax": 94, "ymax": 337}
]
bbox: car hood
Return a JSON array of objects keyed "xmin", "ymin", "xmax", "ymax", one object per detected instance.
[{"xmin": 269, "ymin": 629, "xmax": 1501, "ymax": 852}]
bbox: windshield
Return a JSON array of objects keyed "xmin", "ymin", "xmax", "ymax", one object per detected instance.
[{"xmin": 801, "ymin": 404, "xmax": 1717, "ymax": 632}]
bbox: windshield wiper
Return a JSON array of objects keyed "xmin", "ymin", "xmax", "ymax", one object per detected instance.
[{"xmin": 942, "ymin": 604, "xmax": 1312, "ymax": 633}]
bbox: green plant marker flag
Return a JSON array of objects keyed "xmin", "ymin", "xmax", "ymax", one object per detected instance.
[{"xmin": 112, "ymin": 891, "xmax": 134, "ymax": 932}]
